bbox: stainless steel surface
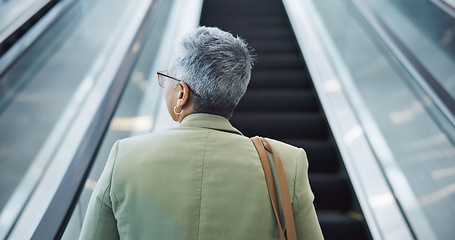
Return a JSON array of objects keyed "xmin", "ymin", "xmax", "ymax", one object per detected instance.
[
  {"xmin": 284, "ymin": 0, "xmax": 455, "ymax": 239},
  {"xmin": 362, "ymin": 0, "xmax": 455, "ymax": 108},
  {"xmin": 61, "ymin": 0, "xmax": 203, "ymax": 238},
  {"xmin": 288, "ymin": 0, "xmax": 455, "ymax": 239},
  {"xmin": 350, "ymin": 0, "xmax": 455, "ymax": 239},
  {"xmin": 351, "ymin": 0, "xmax": 455, "ymax": 133},
  {"xmin": 283, "ymin": 0, "xmax": 414, "ymax": 239},
  {"xmin": 0, "ymin": 0, "xmax": 153, "ymax": 238}
]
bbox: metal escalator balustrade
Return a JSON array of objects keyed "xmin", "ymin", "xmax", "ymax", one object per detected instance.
[
  {"xmin": 284, "ymin": 0, "xmax": 455, "ymax": 238},
  {"xmin": 200, "ymin": 0, "xmax": 370, "ymax": 239},
  {"xmin": 59, "ymin": 0, "xmax": 204, "ymax": 238},
  {"xmin": 0, "ymin": 0, "xmax": 74, "ymax": 75},
  {"xmin": 0, "ymin": 0, "xmax": 156, "ymax": 238}
]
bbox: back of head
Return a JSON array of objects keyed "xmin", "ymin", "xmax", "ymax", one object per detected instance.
[{"xmin": 170, "ymin": 26, "xmax": 254, "ymax": 119}]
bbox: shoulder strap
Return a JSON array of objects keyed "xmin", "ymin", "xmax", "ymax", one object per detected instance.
[{"xmin": 251, "ymin": 137, "xmax": 296, "ymax": 240}]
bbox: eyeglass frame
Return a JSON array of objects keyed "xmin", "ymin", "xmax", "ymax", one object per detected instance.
[
  {"xmin": 157, "ymin": 70, "xmax": 183, "ymax": 88},
  {"xmin": 156, "ymin": 70, "xmax": 203, "ymax": 99}
]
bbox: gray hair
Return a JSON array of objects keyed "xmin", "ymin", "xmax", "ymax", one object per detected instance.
[{"xmin": 169, "ymin": 26, "xmax": 254, "ymax": 119}]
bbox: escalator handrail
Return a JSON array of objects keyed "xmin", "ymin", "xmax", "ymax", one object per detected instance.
[
  {"xmin": 0, "ymin": 0, "xmax": 75, "ymax": 77},
  {"xmin": 0, "ymin": 0, "xmax": 52, "ymax": 46},
  {"xmin": 28, "ymin": 1, "xmax": 163, "ymax": 239},
  {"xmin": 351, "ymin": 0, "xmax": 455, "ymax": 133},
  {"xmin": 282, "ymin": 0, "xmax": 416, "ymax": 239},
  {"xmin": 25, "ymin": 1, "xmax": 166, "ymax": 239}
]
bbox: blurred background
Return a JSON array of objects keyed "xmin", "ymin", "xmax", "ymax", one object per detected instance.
[{"xmin": 0, "ymin": 0, "xmax": 454, "ymax": 239}]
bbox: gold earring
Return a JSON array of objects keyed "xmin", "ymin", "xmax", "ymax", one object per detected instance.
[{"xmin": 174, "ymin": 106, "xmax": 183, "ymax": 115}]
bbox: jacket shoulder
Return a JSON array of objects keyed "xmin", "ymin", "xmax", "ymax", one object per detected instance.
[{"xmin": 264, "ymin": 138, "xmax": 307, "ymax": 162}]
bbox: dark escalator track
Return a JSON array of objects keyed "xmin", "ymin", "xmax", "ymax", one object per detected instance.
[{"xmin": 200, "ymin": 0, "xmax": 371, "ymax": 239}]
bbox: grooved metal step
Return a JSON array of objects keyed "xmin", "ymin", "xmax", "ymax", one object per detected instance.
[
  {"xmin": 280, "ymin": 139, "xmax": 339, "ymax": 173},
  {"xmin": 230, "ymin": 112, "xmax": 328, "ymax": 139},
  {"xmin": 318, "ymin": 213, "xmax": 368, "ymax": 240},
  {"xmin": 310, "ymin": 174, "xmax": 352, "ymax": 211},
  {"xmin": 235, "ymin": 90, "xmax": 318, "ymax": 113},
  {"xmin": 253, "ymin": 52, "xmax": 303, "ymax": 70},
  {"xmin": 248, "ymin": 70, "xmax": 311, "ymax": 89},
  {"xmin": 204, "ymin": 18, "xmax": 289, "ymax": 30}
]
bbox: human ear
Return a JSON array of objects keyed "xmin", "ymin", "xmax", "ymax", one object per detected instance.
[{"xmin": 176, "ymin": 82, "xmax": 190, "ymax": 108}]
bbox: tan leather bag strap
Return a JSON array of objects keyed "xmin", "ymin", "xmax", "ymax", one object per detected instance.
[{"xmin": 251, "ymin": 137, "xmax": 297, "ymax": 240}]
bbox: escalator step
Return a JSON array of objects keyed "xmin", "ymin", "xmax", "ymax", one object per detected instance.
[
  {"xmin": 236, "ymin": 90, "xmax": 318, "ymax": 113},
  {"xmin": 230, "ymin": 112, "xmax": 328, "ymax": 139},
  {"xmin": 248, "ymin": 70, "xmax": 311, "ymax": 89},
  {"xmin": 203, "ymin": 0, "xmax": 283, "ymax": 7},
  {"xmin": 318, "ymin": 213, "xmax": 369, "ymax": 240},
  {"xmin": 201, "ymin": 6, "xmax": 284, "ymax": 17},
  {"xmin": 240, "ymin": 30, "xmax": 298, "ymax": 53},
  {"xmin": 201, "ymin": 17, "xmax": 289, "ymax": 31},
  {"xmin": 254, "ymin": 52, "xmax": 303, "ymax": 70},
  {"xmin": 235, "ymin": 28, "xmax": 295, "ymax": 41},
  {"xmin": 280, "ymin": 139, "xmax": 339, "ymax": 173},
  {"xmin": 310, "ymin": 174, "xmax": 351, "ymax": 211},
  {"xmin": 249, "ymin": 40, "xmax": 299, "ymax": 54}
]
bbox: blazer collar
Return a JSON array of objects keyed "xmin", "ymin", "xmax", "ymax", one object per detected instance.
[{"xmin": 179, "ymin": 113, "xmax": 243, "ymax": 136}]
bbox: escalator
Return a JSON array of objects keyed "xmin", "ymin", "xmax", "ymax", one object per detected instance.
[
  {"xmin": 2, "ymin": 0, "xmax": 455, "ymax": 238},
  {"xmin": 0, "ymin": 0, "xmax": 453, "ymax": 237},
  {"xmin": 200, "ymin": 0, "xmax": 370, "ymax": 239}
]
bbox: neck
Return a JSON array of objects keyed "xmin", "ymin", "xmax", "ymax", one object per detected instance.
[{"xmin": 177, "ymin": 105, "xmax": 194, "ymax": 123}]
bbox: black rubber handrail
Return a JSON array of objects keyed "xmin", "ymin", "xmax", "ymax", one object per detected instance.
[
  {"xmin": 30, "ymin": 1, "xmax": 162, "ymax": 239},
  {"xmin": 0, "ymin": 0, "xmax": 76, "ymax": 78},
  {"xmin": 0, "ymin": 0, "xmax": 57, "ymax": 56}
]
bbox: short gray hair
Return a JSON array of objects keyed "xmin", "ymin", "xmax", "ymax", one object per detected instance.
[{"xmin": 169, "ymin": 26, "xmax": 254, "ymax": 119}]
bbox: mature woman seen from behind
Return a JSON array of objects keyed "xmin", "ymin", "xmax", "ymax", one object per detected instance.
[{"xmin": 80, "ymin": 26, "xmax": 323, "ymax": 240}]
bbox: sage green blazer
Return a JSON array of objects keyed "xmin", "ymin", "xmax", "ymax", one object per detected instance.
[{"xmin": 80, "ymin": 113, "xmax": 323, "ymax": 240}]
